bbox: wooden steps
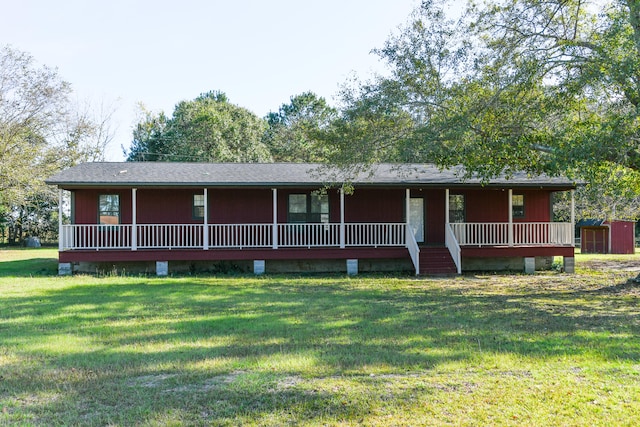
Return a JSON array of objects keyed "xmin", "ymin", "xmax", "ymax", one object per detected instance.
[{"xmin": 419, "ymin": 247, "xmax": 458, "ymax": 275}]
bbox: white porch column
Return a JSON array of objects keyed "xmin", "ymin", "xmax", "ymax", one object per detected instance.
[
  {"xmin": 58, "ymin": 189, "xmax": 64, "ymax": 251},
  {"xmin": 132, "ymin": 188, "xmax": 137, "ymax": 251},
  {"xmin": 570, "ymin": 189, "xmax": 575, "ymax": 247},
  {"xmin": 272, "ymin": 188, "xmax": 278, "ymax": 249},
  {"xmin": 203, "ymin": 188, "xmax": 209, "ymax": 250},
  {"xmin": 406, "ymin": 189, "xmax": 411, "ymax": 225},
  {"xmin": 340, "ymin": 188, "xmax": 345, "ymax": 249},
  {"xmin": 445, "ymin": 188, "xmax": 450, "ymax": 225},
  {"xmin": 508, "ymin": 189, "xmax": 514, "ymax": 246}
]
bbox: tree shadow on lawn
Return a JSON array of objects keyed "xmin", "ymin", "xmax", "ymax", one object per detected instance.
[
  {"xmin": 1, "ymin": 277, "xmax": 639, "ymax": 424},
  {"xmin": 0, "ymin": 257, "xmax": 59, "ymax": 277}
]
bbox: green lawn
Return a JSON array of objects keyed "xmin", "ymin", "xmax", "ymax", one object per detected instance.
[{"xmin": 1, "ymin": 248, "xmax": 639, "ymax": 426}]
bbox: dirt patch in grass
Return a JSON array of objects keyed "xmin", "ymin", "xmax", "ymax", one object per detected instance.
[{"xmin": 581, "ymin": 257, "xmax": 640, "ymax": 272}]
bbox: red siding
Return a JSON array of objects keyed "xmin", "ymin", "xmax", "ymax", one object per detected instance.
[
  {"xmin": 211, "ymin": 189, "xmax": 273, "ymax": 223},
  {"xmin": 609, "ymin": 221, "xmax": 636, "ymax": 254},
  {"xmin": 73, "ymin": 189, "xmax": 132, "ymax": 224},
  {"xmin": 517, "ymin": 191, "xmax": 551, "ymax": 222},
  {"xmin": 137, "ymin": 189, "xmax": 200, "ymax": 224},
  {"xmin": 456, "ymin": 189, "xmax": 551, "ymax": 223},
  {"xmin": 71, "ymin": 186, "xmax": 556, "ymax": 233},
  {"xmin": 464, "ymin": 190, "xmax": 508, "ymax": 222},
  {"xmin": 345, "ymin": 189, "xmax": 404, "ymax": 223}
]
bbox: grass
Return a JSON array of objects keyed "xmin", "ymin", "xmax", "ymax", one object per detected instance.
[{"xmin": 0, "ymin": 248, "xmax": 639, "ymax": 425}]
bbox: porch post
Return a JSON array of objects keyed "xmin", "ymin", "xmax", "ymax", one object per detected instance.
[
  {"xmin": 570, "ymin": 189, "xmax": 575, "ymax": 247},
  {"xmin": 340, "ymin": 188, "xmax": 345, "ymax": 248},
  {"xmin": 272, "ymin": 188, "xmax": 278, "ymax": 249},
  {"xmin": 405, "ymin": 188, "xmax": 411, "ymax": 233},
  {"xmin": 132, "ymin": 188, "xmax": 137, "ymax": 251},
  {"xmin": 445, "ymin": 188, "xmax": 450, "ymax": 225},
  {"xmin": 508, "ymin": 189, "xmax": 514, "ymax": 246},
  {"xmin": 203, "ymin": 188, "xmax": 209, "ymax": 250},
  {"xmin": 58, "ymin": 189, "xmax": 64, "ymax": 251}
]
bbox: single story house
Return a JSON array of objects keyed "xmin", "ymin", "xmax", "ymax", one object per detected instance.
[{"xmin": 46, "ymin": 162, "xmax": 577, "ymax": 275}]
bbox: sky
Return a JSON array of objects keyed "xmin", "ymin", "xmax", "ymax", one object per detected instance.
[{"xmin": 1, "ymin": 0, "xmax": 425, "ymax": 161}]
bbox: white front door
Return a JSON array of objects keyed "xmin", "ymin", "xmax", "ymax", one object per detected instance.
[{"xmin": 409, "ymin": 198, "xmax": 425, "ymax": 243}]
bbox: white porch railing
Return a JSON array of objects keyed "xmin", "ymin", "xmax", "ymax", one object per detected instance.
[
  {"xmin": 513, "ymin": 222, "xmax": 573, "ymax": 245},
  {"xmin": 278, "ymin": 223, "xmax": 341, "ymax": 247},
  {"xmin": 345, "ymin": 223, "xmax": 406, "ymax": 247},
  {"xmin": 209, "ymin": 224, "xmax": 273, "ymax": 248},
  {"xmin": 137, "ymin": 224, "xmax": 203, "ymax": 249},
  {"xmin": 60, "ymin": 222, "xmax": 572, "ymax": 251},
  {"xmin": 59, "ymin": 223, "xmax": 409, "ymax": 251},
  {"xmin": 449, "ymin": 222, "xmax": 573, "ymax": 246},
  {"xmin": 61, "ymin": 224, "xmax": 132, "ymax": 250}
]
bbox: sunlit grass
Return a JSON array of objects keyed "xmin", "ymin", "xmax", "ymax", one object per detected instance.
[{"xmin": 0, "ymin": 248, "xmax": 639, "ymax": 425}]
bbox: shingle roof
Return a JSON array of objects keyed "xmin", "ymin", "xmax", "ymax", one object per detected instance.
[{"xmin": 46, "ymin": 162, "xmax": 576, "ymax": 189}]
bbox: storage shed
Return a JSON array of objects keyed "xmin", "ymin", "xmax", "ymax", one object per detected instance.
[{"xmin": 579, "ymin": 219, "xmax": 636, "ymax": 254}]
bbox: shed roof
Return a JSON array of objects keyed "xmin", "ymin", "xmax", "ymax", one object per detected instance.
[
  {"xmin": 576, "ymin": 219, "xmax": 605, "ymax": 227},
  {"xmin": 46, "ymin": 162, "xmax": 576, "ymax": 189}
]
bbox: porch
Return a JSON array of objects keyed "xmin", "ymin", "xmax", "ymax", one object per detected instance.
[
  {"xmin": 59, "ymin": 222, "xmax": 573, "ymax": 250},
  {"xmin": 58, "ymin": 221, "xmax": 574, "ymax": 275}
]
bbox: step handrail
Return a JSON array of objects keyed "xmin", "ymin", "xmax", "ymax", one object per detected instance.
[
  {"xmin": 406, "ymin": 225, "xmax": 420, "ymax": 275},
  {"xmin": 445, "ymin": 224, "xmax": 462, "ymax": 274}
]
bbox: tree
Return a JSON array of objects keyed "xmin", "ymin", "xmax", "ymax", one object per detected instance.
[
  {"xmin": 262, "ymin": 92, "xmax": 337, "ymax": 162},
  {"xmin": 332, "ymin": 0, "xmax": 640, "ymax": 181},
  {"xmin": 126, "ymin": 91, "xmax": 271, "ymax": 162},
  {"xmin": 0, "ymin": 45, "xmax": 112, "ymax": 244}
]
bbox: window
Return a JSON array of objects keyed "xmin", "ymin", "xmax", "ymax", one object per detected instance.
[
  {"xmin": 288, "ymin": 193, "xmax": 329, "ymax": 223},
  {"xmin": 98, "ymin": 194, "xmax": 120, "ymax": 225},
  {"xmin": 193, "ymin": 194, "xmax": 205, "ymax": 220},
  {"xmin": 310, "ymin": 193, "xmax": 330, "ymax": 223},
  {"xmin": 512, "ymin": 194, "xmax": 525, "ymax": 218},
  {"xmin": 449, "ymin": 194, "xmax": 465, "ymax": 223}
]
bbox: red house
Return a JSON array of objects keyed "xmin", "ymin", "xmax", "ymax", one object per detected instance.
[{"xmin": 46, "ymin": 162, "xmax": 577, "ymax": 275}]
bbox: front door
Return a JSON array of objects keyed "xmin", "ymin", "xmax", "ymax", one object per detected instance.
[{"xmin": 409, "ymin": 198, "xmax": 425, "ymax": 243}]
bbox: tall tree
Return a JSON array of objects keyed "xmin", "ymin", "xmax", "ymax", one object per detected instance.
[
  {"xmin": 126, "ymin": 91, "xmax": 271, "ymax": 162},
  {"xmin": 263, "ymin": 92, "xmax": 337, "ymax": 162},
  {"xmin": 331, "ymin": 0, "xmax": 640, "ymax": 182},
  {"xmin": 0, "ymin": 45, "xmax": 112, "ymax": 243}
]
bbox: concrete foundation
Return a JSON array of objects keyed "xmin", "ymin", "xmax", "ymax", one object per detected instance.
[
  {"xmin": 67, "ymin": 255, "xmax": 564, "ymax": 276},
  {"xmin": 462, "ymin": 256, "xmax": 553, "ymax": 272},
  {"xmin": 156, "ymin": 261, "xmax": 168, "ymax": 276},
  {"xmin": 524, "ymin": 257, "xmax": 536, "ymax": 274},
  {"xmin": 563, "ymin": 257, "xmax": 575, "ymax": 274},
  {"xmin": 346, "ymin": 259, "xmax": 358, "ymax": 275},
  {"xmin": 58, "ymin": 262, "xmax": 72, "ymax": 276},
  {"xmin": 253, "ymin": 260, "xmax": 265, "ymax": 275},
  {"xmin": 71, "ymin": 258, "xmax": 413, "ymax": 275}
]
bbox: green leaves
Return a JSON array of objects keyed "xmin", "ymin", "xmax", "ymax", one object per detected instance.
[
  {"xmin": 126, "ymin": 91, "xmax": 270, "ymax": 163},
  {"xmin": 0, "ymin": 45, "xmax": 110, "ymax": 243},
  {"xmin": 262, "ymin": 92, "xmax": 337, "ymax": 162}
]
